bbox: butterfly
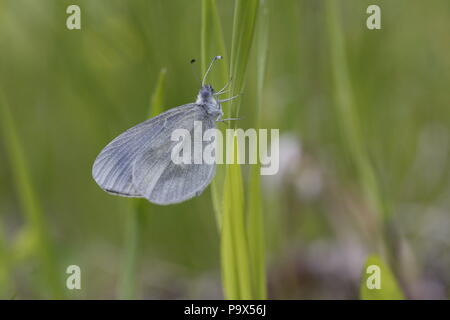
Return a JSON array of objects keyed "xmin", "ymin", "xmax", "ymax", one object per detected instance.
[{"xmin": 92, "ymin": 56, "xmax": 238, "ymax": 205}]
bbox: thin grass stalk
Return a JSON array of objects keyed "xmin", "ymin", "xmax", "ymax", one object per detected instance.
[
  {"xmin": 247, "ymin": 0, "xmax": 269, "ymax": 299},
  {"xmin": 324, "ymin": 1, "xmax": 405, "ymax": 299},
  {"xmin": 118, "ymin": 201, "xmax": 141, "ymax": 299},
  {"xmin": 222, "ymin": 135, "xmax": 252, "ymax": 299},
  {"xmin": 325, "ymin": 0, "xmax": 385, "ymax": 252},
  {"xmin": 201, "ymin": 0, "xmax": 240, "ymax": 298},
  {"xmin": 229, "ymin": 0, "xmax": 259, "ymax": 119},
  {"xmin": 201, "ymin": 0, "xmax": 229, "ymax": 230},
  {"xmin": 118, "ymin": 68, "xmax": 166, "ymax": 299},
  {"xmin": 0, "ymin": 94, "xmax": 62, "ymax": 298},
  {"xmin": 201, "ymin": 0, "xmax": 228, "ymax": 82},
  {"xmin": 220, "ymin": 202, "xmax": 239, "ymax": 298},
  {"xmin": 0, "ymin": 224, "xmax": 12, "ymax": 297},
  {"xmin": 221, "ymin": 0, "xmax": 259, "ymax": 300}
]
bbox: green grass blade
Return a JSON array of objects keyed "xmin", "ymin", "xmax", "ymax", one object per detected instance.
[
  {"xmin": 229, "ymin": 0, "xmax": 259, "ymax": 118},
  {"xmin": 256, "ymin": 0, "xmax": 269, "ymax": 117},
  {"xmin": 0, "ymin": 223, "xmax": 12, "ymax": 297},
  {"xmin": 221, "ymin": 184, "xmax": 239, "ymax": 299},
  {"xmin": 149, "ymin": 68, "xmax": 167, "ymax": 118},
  {"xmin": 118, "ymin": 201, "xmax": 141, "ymax": 299},
  {"xmin": 247, "ymin": 0, "xmax": 269, "ymax": 300},
  {"xmin": 118, "ymin": 68, "xmax": 167, "ymax": 299},
  {"xmin": 247, "ymin": 164, "xmax": 266, "ymax": 299},
  {"xmin": 0, "ymin": 94, "xmax": 63, "ymax": 298},
  {"xmin": 325, "ymin": 0, "xmax": 388, "ymax": 256},
  {"xmin": 360, "ymin": 255, "xmax": 404, "ymax": 300},
  {"xmin": 201, "ymin": 0, "xmax": 229, "ymax": 230},
  {"xmin": 325, "ymin": 0, "xmax": 405, "ymax": 299},
  {"xmin": 325, "ymin": 0, "xmax": 385, "ymax": 223},
  {"xmin": 220, "ymin": 0, "xmax": 260, "ymax": 300},
  {"xmin": 201, "ymin": 0, "xmax": 228, "ymax": 86},
  {"xmin": 222, "ymin": 135, "xmax": 252, "ymax": 299}
]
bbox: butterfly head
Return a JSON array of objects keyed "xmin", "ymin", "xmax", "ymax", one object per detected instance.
[{"xmin": 196, "ymin": 84, "xmax": 219, "ymax": 109}]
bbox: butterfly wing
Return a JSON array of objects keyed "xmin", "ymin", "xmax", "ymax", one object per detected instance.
[
  {"xmin": 92, "ymin": 103, "xmax": 198, "ymax": 197},
  {"xmin": 131, "ymin": 107, "xmax": 217, "ymax": 205}
]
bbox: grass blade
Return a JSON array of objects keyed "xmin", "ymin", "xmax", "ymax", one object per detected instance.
[
  {"xmin": 201, "ymin": 0, "xmax": 229, "ymax": 229},
  {"xmin": 360, "ymin": 254, "xmax": 404, "ymax": 299},
  {"xmin": 325, "ymin": 0, "xmax": 385, "ymax": 224},
  {"xmin": 229, "ymin": 0, "xmax": 259, "ymax": 118},
  {"xmin": 222, "ymin": 135, "xmax": 252, "ymax": 299},
  {"xmin": 149, "ymin": 68, "xmax": 167, "ymax": 118},
  {"xmin": 118, "ymin": 200, "xmax": 142, "ymax": 299},
  {"xmin": 221, "ymin": 0, "xmax": 259, "ymax": 300},
  {"xmin": 247, "ymin": 0, "xmax": 269, "ymax": 300},
  {"xmin": 0, "ymin": 224, "xmax": 12, "ymax": 297},
  {"xmin": 0, "ymin": 93, "xmax": 63, "ymax": 298},
  {"xmin": 247, "ymin": 164, "xmax": 266, "ymax": 299},
  {"xmin": 201, "ymin": 0, "xmax": 228, "ymax": 86},
  {"xmin": 325, "ymin": 0, "xmax": 404, "ymax": 298},
  {"xmin": 118, "ymin": 68, "xmax": 167, "ymax": 299}
]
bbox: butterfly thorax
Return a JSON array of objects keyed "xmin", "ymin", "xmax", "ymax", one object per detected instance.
[{"xmin": 196, "ymin": 85, "xmax": 222, "ymax": 117}]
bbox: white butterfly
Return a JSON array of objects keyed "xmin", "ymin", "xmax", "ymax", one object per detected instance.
[{"xmin": 92, "ymin": 56, "xmax": 238, "ymax": 205}]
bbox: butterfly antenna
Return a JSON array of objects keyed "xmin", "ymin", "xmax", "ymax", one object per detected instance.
[{"xmin": 202, "ymin": 55, "xmax": 222, "ymax": 86}]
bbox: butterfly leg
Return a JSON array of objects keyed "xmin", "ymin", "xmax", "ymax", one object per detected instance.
[
  {"xmin": 214, "ymin": 89, "xmax": 231, "ymax": 96},
  {"xmin": 216, "ymin": 117, "xmax": 242, "ymax": 122},
  {"xmin": 214, "ymin": 77, "xmax": 233, "ymax": 95},
  {"xmin": 218, "ymin": 95, "xmax": 240, "ymax": 103}
]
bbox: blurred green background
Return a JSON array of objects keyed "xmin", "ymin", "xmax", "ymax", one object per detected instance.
[{"xmin": 1, "ymin": 0, "xmax": 450, "ymax": 299}]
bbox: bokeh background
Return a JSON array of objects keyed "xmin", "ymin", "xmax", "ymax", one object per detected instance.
[{"xmin": 1, "ymin": 0, "xmax": 450, "ymax": 299}]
